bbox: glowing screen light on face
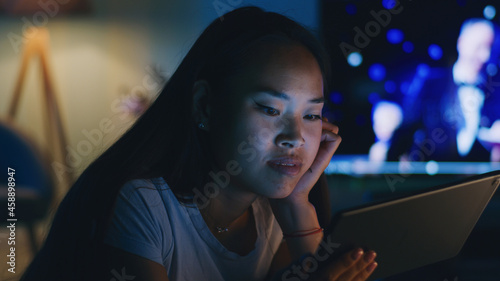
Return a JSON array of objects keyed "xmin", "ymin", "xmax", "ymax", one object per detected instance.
[
  {"xmin": 428, "ymin": 44, "xmax": 443, "ymax": 60},
  {"xmin": 368, "ymin": 63, "xmax": 386, "ymax": 81},
  {"xmin": 347, "ymin": 52, "xmax": 363, "ymax": 67},
  {"xmin": 386, "ymin": 29, "xmax": 404, "ymax": 44},
  {"xmin": 484, "ymin": 5, "xmax": 496, "ymax": 20}
]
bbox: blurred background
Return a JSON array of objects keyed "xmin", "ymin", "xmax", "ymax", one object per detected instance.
[{"xmin": 0, "ymin": 0, "xmax": 498, "ymax": 280}]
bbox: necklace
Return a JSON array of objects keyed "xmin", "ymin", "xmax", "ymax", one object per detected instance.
[
  {"xmin": 216, "ymin": 226, "xmax": 229, "ymax": 233},
  {"xmin": 200, "ymin": 208, "xmax": 232, "ymax": 234},
  {"xmin": 201, "ymin": 207, "xmax": 251, "ymax": 234}
]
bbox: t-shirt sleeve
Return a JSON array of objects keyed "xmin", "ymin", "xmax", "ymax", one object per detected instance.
[{"xmin": 102, "ymin": 179, "xmax": 172, "ymax": 265}]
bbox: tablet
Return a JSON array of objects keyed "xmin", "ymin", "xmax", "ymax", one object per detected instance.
[{"xmin": 322, "ymin": 170, "xmax": 500, "ymax": 280}]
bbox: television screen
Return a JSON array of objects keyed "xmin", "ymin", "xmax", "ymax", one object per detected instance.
[{"xmin": 321, "ymin": 0, "xmax": 500, "ymax": 175}]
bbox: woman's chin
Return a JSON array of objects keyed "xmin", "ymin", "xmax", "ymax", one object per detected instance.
[{"xmin": 264, "ymin": 183, "xmax": 296, "ymax": 199}]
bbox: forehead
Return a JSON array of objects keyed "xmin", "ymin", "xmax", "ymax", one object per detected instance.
[{"xmin": 228, "ymin": 43, "xmax": 324, "ymax": 99}]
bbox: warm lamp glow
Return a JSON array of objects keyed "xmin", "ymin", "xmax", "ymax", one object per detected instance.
[{"xmin": 7, "ymin": 24, "xmax": 75, "ymax": 194}]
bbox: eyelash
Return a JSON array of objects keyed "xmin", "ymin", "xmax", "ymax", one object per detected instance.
[
  {"xmin": 257, "ymin": 104, "xmax": 280, "ymax": 116},
  {"xmin": 304, "ymin": 114, "xmax": 322, "ymax": 121},
  {"xmin": 255, "ymin": 103, "xmax": 321, "ymax": 121}
]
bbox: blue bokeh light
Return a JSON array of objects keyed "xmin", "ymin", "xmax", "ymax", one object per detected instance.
[
  {"xmin": 400, "ymin": 81, "xmax": 410, "ymax": 95},
  {"xmin": 345, "ymin": 3, "xmax": 357, "ymax": 15},
  {"xmin": 417, "ymin": 63, "xmax": 430, "ymax": 77},
  {"xmin": 382, "ymin": 0, "xmax": 396, "ymax": 9},
  {"xmin": 368, "ymin": 92, "xmax": 381, "ymax": 104},
  {"xmin": 484, "ymin": 5, "xmax": 496, "ymax": 20},
  {"xmin": 487, "ymin": 63, "xmax": 498, "ymax": 76},
  {"xmin": 413, "ymin": 129, "xmax": 426, "ymax": 143},
  {"xmin": 402, "ymin": 41, "xmax": 414, "ymax": 53},
  {"xmin": 368, "ymin": 64, "xmax": 386, "ymax": 82},
  {"xmin": 384, "ymin": 81, "xmax": 397, "ymax": 93},
  {"xmin": 386, "ymin": 29, "xmax": 404, "ymax": 44},
  {"xmin": 428, "ymin": 44, "xmax": 443, "ymax": 60},
  {"xmin": 347, "ymin": 52, "xmax": 363, "ymax": 67},
  {"xmin": 330, "ymin": 91, "xmax": 344, "ymax": 105},
  {"xmin": 425, "ymin": 161, "xmax": 439, "ymax": 176}
]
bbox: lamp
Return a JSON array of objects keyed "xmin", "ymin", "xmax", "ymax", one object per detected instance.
[{"xmin": 2, "ymin": 0, "xmax": 91, "ymax": 197}]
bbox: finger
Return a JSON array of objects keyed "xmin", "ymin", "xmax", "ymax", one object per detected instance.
[
  {"xmin": 322, "ymin": 119, "xmax": 339, "ymax": 134},
  {"xmin": 310, "ymin": 130, "xmax": 341, "ymax": 172},
  {"xmin": 295, "ymin": 131, "xmax": 341, "ymax": 194},
  {"xmin": 352, "ymin": 262, "xmax": 378, "ymax": 281},
  {"xmin": 325, "ymin": 248, "xmax": 363, "ymax": 280},
  {"xmin": 338, "ymin": 251, "xmax": 377, "ymax": 281}
]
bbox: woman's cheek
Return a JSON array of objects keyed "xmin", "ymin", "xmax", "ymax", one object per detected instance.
[
  {"xmin": 307, "ymin": 123, "xmax": 322, "ymax": 143},
  {"xmin": 242, "ymin": 117, "xmax": 274, "ymax": 150},
  {"xmin": 306, "ymin": 127, "xmax": 322, "ymax": 158}
]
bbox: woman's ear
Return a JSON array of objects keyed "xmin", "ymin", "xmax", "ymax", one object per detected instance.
[{"xmin": 192, "ymin": 80, "xmax": 211, "ymax": 131}]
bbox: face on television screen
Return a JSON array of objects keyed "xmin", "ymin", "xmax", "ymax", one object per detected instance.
[{"xmin": 321, "ymin": 0, "xmax": 500, "ymax": 175}]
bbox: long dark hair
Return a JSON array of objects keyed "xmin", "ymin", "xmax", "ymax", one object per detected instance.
[{"xmin": 20, "ymin": 6, "xmax": 331, "ymax": 280}]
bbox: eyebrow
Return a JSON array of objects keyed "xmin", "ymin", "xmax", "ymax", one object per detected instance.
[{"xmin": 260, "ymin": 90, "xmax": 325, "ymax": 104}]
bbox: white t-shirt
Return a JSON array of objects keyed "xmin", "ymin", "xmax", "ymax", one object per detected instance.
[{"xmin": 103, "ymin": 177, "xmax": 283, "ymax": 281}]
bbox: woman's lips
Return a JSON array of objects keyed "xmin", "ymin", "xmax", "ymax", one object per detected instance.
[{"xmin": 267, "ymin": 157, "xmax": 303, "ymax": 176}]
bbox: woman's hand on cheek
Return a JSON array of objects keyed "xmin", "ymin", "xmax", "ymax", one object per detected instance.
[
  {"xmin": 269, "ymin": 120, "xmax": 341, "ymax": 260},
  {"xmin": 285, "ymin": 119, "xmax": 341, "ymax": 203}
]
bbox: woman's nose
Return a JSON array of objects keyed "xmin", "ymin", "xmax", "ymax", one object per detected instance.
[{"xmin": 275, "ymin": 119, "xmax": 305, "ymax": 148}]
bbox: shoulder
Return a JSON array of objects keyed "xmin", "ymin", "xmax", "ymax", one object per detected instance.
[
  {"xmin": 104, "ymin": 177, "xmax": 175, "ymax": 265},
  {"xmin": 119, "ymin": 178, "xmax": 163, "ymax": 195},
  {"xmin": 117, "ymin": 177, "xmax": 170, "ymax": 207},
  {"xmin": 109, "ymin": 177, "xmax": 175, "ymax": 238}
]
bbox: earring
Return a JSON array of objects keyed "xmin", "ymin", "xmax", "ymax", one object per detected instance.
[{"xmin": 198, "ymin": 123, "xmax": 205, "ymax": 129}]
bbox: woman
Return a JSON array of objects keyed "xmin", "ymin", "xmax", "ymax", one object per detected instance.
[{"xmin": 21, "ymin": 6, "xmax": 377, "ymax": 281}]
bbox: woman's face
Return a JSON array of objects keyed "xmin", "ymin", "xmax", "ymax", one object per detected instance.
[{"xmin": 208, "ymin": 43, "xmax": 324, "ymax": 198}]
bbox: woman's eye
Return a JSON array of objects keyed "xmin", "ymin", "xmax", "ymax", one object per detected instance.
[
  {"xmin": 256, "ymin": 103, "xmax": 280, "ymax": 116},
  {"xmin": 304, "ymin": 114, "xmax": 322, "ymax": 121}
]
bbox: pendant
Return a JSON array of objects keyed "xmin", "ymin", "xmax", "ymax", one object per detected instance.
[{"xmin": 216, "ymin": 226, "xmax": 229, "ymax": 233}]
